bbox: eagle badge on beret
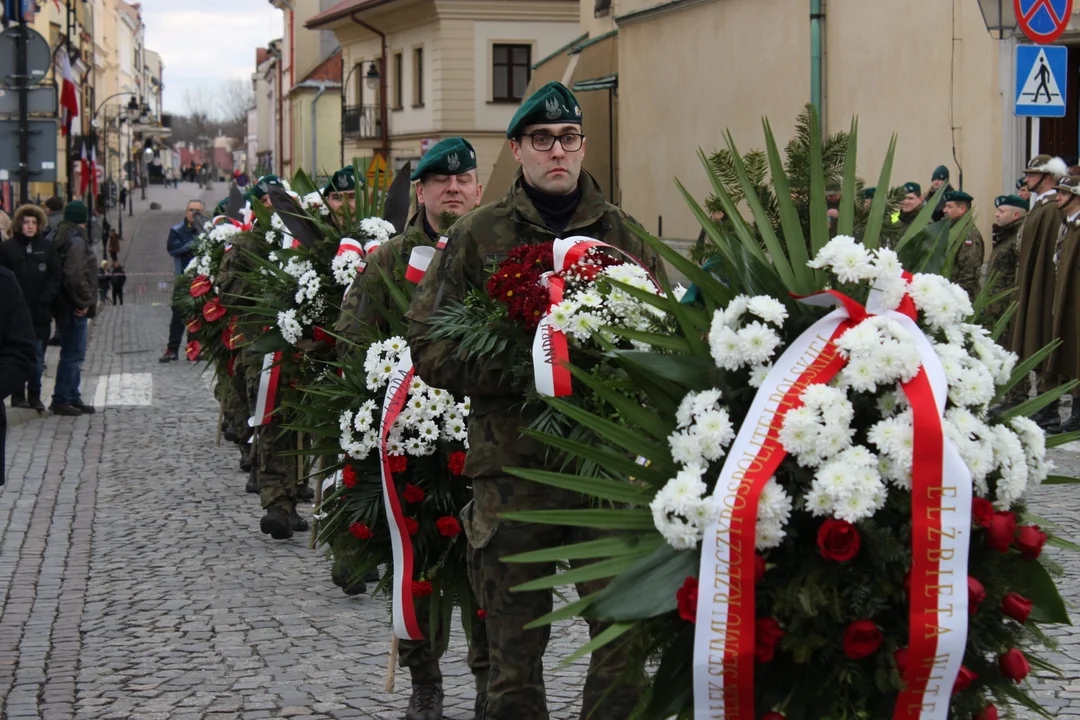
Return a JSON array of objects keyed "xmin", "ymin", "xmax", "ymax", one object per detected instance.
[
  {"xmin": 447, "ymin": 153, "xmax": 460, "ymax": 172},
  {"xmin": 544, "ymin": 97, "xmax": 561, "ymax": 119}
]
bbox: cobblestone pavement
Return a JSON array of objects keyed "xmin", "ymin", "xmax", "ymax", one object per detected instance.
[{"xmin": 4, "ymin": 185, "xmax": 1080, "ymax": 719}]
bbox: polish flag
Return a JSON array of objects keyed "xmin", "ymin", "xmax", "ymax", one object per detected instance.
[
  {"xmin": 90, "ymin": 145, "xmax": 99, "ymax": 197},
  {"xmin": 78, "ymin": 144, "xmax": 90, "ymax": 196},
  {"xmin": 404, "ymin": 246, "xmax": 435, "ymax": 284},
  {"xmin": 58, "ymin": 50, "xmax": 79, "ymax": 136}
]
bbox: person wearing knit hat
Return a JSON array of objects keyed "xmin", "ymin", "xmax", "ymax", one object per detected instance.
[{"xmin": 1011, "ymin": 156, "xmax": 1069, "ymax": 426}]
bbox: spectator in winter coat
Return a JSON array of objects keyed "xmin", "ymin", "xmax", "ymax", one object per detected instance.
[
  {"xmin": 160, "ymin": 199, "xmax": 204, "ymax": 362},
  {"xmin": 43, "ymin": 196, "xmax": 64, "ymax": 239},
  {"xmin": 110, "ymin": 263, "xmax": 126, "ymax": 305},
  {"xmin": 0, "ymin": 204, "xmax": 60, "ymax": 411},
  {"xmin": 0, "ymin": 266, "xmax": 36, "ymax": 484},
  {"xmin": 49, "ymin": 201, "xmax": 97, "ymax": 416},
  {"xmin": 98, "ymin": 260, "xmax": 111, "ymax": 302},
  {"xmin": 107, "ymin": 230, "xmax": 121, "ymax": 261}
]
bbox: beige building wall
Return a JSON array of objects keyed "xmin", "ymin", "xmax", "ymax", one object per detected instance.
[{"xmin": 289, "ymin": 90, "xmax": 344, "ymax": 180}]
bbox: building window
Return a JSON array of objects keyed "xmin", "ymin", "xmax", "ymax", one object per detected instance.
[
  {"xmin": 393, "ymin": 52, "xmax": 403, "ymax": 109},
  {"xmin": 413, "ymin": 47, "xmax": 424, "ymax": 107},
  {"xmin": 493, "ymin": 44, "xmax": 531, "ymax": 102},
  {"xmin": 594, "ymin": 0, "xmax": 612, "ymax": 17}
]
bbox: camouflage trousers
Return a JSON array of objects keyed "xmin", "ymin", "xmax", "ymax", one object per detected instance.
[
  {"xmin": 399, "ymin": 542, "xmax": 490, "ymax": 689},
  {"xmin": 244, "ymin": 358, "xmax": 299, "ymax": 511},
  {"xmin": 466, "ymin": 477, "xmax": 644, "ymax": 720}
]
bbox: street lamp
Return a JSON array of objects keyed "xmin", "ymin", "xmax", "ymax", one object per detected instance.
[
  {"xmin": 977, "ymin": 0, "xmax": 1018, "ymax": 38},
  {"xmin": 365, "ymin": 61, "xmax": 380, "ymax": 90}
]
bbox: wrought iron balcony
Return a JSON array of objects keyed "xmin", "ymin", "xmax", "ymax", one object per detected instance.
[{"xmin": 343, "ymin": 104, "xmax": 383, "ymax": 140}]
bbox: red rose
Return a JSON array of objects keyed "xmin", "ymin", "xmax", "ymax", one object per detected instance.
[
  {"xmin": 447, "ymin": 451, "xmax": 466, "ymax": 476},
  {"xmin": 977, "ymin": 705, "xmax": 999, "ymax": 720},
  {"xmin": 967, "ymin": 576, "xmax": 986, "ymax": 613},
  {"xmin": 402, "ymin": 483, "xmax": 425, "ymax": 504},
  {"xmin": 189, "ymin": 274, "xmax": 211, "ymax": 297},
  {"xmin": 1002, "ymin": 592, "xmax": 1033, "ymax": 624},
  {"xmin": 755, "ymin": 553, "xmax": 766, "ymax": 583},
  {"xmin": 185, "ymin": 340, "xmax": 201, "ymax": 361},
  {"xmin": 389, "ymin": 455, "xmax": 408, "ymax": 474},
  {"xmin": 404, "ymin": 517, "xmax": 419, "ymax": 535},
  {"xmin": 342, "ymin": 465, "xmax": 358, "ymax": 489},
  {"xmin": 676, "ymin": 576, "xmax": 698, "ymax": 623},
  {"xmin": 972, "ymin": 497, "xmax": 994, "ymax": 528},
  {"xmin": 841, "ymin": 620, "xmax": 883, "ymax": 660},
  {"xmin": 185, "ymin": 317, "xmax": 203, "ymax": 334},
  {"xmin": 986, "ymin": 511, "xmax": 1017, "ymax": 553},
  {"xmin": 894, "ymin": 647, "xmax": 909, "ymax": 676},
  {"xmin": 349, "ymin": 522, "xmax": 373, "ymax": 540},
  {"xmin": 999, "ymin": 648, "xmax": 1030, "ymax": 683},
  {"xmin": 202, "ymin": 298, "xmax": 227, "ymax": 322},
  {"xmin": 412, "ymin": 580, "xmax": 433, "ymax": 597},
  {"xmin": 436, "ymin": 516, "xmax": 462, "ymax": 537},
  {"xmin": 477, "ymin": 609, "xmax": 487, "ymax": 620},
  {"xmin": 817, "ymin": 519, "xmax": 860, "ymax": 562},
  {"xmin": 312, "ymin": 326, "xmax": 336, "ymax": 346},
  {"xmin": 755, "ymin": 618, "xmax": 785, "ymax": 663},
  {"xmin": 1015, "ymin": 525, "xmax": 1048, "ymax": 560},
  {"xmin": 952, "ymin": 665, "xmax": 978, "ymax": 694}
]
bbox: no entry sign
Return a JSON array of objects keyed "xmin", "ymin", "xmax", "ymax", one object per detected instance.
[{"xmin": 1015, "ymin": 0, "xmax": 1074, "ymax": 44}]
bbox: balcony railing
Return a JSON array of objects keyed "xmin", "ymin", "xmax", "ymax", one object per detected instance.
[{"xmin": 343, "ymin": 104, "xmax": 383, "ymax": 140}]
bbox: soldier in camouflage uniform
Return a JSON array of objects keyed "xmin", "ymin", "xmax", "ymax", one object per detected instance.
[
  {"xmin": 942, "ymin": 190, "xmax": 984, "ymax": 300},
  {"xmin": 986, "ymin": 195, "xmax": 1028, "ymax": 343},
  {"xmin": 335, "ymin": 139, "xmax": 489, "ymax": 720},
  {"xmin": 407, "ymin": 82, "xmax": 665, "ymax": 720}
]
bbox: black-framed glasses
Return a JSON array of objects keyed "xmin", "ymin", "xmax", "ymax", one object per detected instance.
[{"xmin": 522, "ymin": 132, "xmax": 584, "ymax": 152}]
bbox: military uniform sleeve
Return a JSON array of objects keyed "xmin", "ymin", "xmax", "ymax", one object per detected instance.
[
  {"xmin": 406, "ymin": 228, "xmax": 513, "ymax": 397},
  {"xmin": 952, "ymin": 227, "xmax": 985, "ymax": 299},
  {"xmin": 334, "ymin": 244, "xmax": 397, "ymax": 357}
]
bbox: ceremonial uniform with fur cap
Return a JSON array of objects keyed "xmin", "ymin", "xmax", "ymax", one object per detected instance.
[
  {"xmin": 987, "ymin": 194, "xmax": 1028, "ymax": 346},
  {"xmin": 944, "ymin": 190, "xmax": 984, "ymax": 299},
  {"xmin": 407, "ymin": 82, "xmax": 660, "ymax": 720},
  {"xmin": 1048, "ymin": 176, "xmax": 1080, "ymax": 408},
  {"xmin": 1011, "ymin": 155, "xmax": 1068, "ymax": 376}
]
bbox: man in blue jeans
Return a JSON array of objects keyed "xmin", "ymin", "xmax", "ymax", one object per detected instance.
[
  {"xmin": 49, "ymin": 201, "xmax": 98, "ymax": 416},
  {"xmin": 160, "ymin": 199, "xmax": 205, "ymax": 362}
]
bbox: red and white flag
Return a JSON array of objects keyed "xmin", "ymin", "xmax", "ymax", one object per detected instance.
[
  {"xmin": 404, "ymin": 246, "xmax": 435, "ymax": 284},
  {"xmin": 78, "ymin": 144, "xmax": 90, "ymax": 196},
  {"xmin": 90, "ymin": 146, "xmax": 99, "ymax": 197},
  {"xmin": 58, "ymin": 50, "xmax": 79, "ymax": 136}
]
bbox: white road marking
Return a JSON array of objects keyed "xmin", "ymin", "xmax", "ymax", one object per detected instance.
[{"xmin": 91, "ymin": 373, "xmax": 153, "ymax": 407}]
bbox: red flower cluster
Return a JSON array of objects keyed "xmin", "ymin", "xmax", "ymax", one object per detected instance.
[
  {"xmin": 189, "ymin": 274, "xmax": 211, "ymax": 297},
  {"xmin": 755, "ymin": 618, "xmax": 784, "ymax": 663},
  {"xmin": 202, "ymin": 298, "xmax": 227, "ymax": 322},
  {"xmin": 972, "ymin": 497, "xmax": 993, "ymax": 528},
  {"xmin": 486, "ymin": 244, "xmax": 554, "ymax": 331},
  {"xmin": 313, "ymin": 326, "xmax": 336, "ymax": 346},
  {"xmin": 817, "ymin": 519, "xmax": 860, "ymax": 562},
  {"xmin": 676, "ymin": 576, "xmax": 698, "ymax": 623},
  {"xmin": 349, "ymin": 522, "xmax": 373, "ymax": 539},
  {"xmin": 342, "ymin": 465, "xmax": 358, "ymax": 489},
  {"xmin": 402, "ymin": 483, "xmax": 425, "ymax": 504},
  {"xmin": 185, "ymin": 317, "xmax": 203, "ymax": 334},
  {"xmin": 185, "ymin": 340, "xmax": 201, "ymax": 361},
  {"xmin": 404, "ymin": 517, "xmax": 419, "ymax": 535},
  {"xmin": 436, "ymin": 516, "xmax": 462, "ymax": 537},
  {"xmin": 984, "ymin": 510, "xmax": 1048, "ymax": 559},
  {"xmin": 447, "ymin": 451, "xmax": 466, "ymax": 476},
  {"xmin": 223, "ymin": 316, "xmax": 243, "ymax": 350},
  {"xmin": 389, "ymin": 455, "xmax": 408, "ymax": 474},
  {"xmin": 412, "ymin": 580, "xmax": 433, "ymax": 597},
  {"xmin": 477, "ymin": 609, "xmax": 487, "ymax": 620},
  {"xmin": 841, "ymin": 620, "xmax": 882, "ymax": 660}
]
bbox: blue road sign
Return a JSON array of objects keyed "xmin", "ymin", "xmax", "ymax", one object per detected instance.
[{"xmin": 1016, "ymin": 44, "xmax": 1068, "ymax": 118}]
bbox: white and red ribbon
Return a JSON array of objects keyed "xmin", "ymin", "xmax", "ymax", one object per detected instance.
[
  {"xmin": 693, "ymin": 284, "xmax": 972, "ymax": 720},
  {"xmin": 405, "ymin": 246, "xmax": 436, "ymax": 284},
  {"xmin": 248, "ymin": 351, "xmax": 283, "ymax": 427},
  {"xmin": 437, "ymin": 235, "xmax": 449, "ymax": 250},
  {"xmin": 364, "ymin": 239, "xmax": 383, "ymax": 255},
  {"xmin": 337, "ymin": 237, "xmax": 364, "ymax": 257},
  {"xmin": 379, "ymin": 348, "xmax": 424, "ymax": 641}
]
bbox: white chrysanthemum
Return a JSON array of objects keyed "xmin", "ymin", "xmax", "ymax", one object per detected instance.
[
  {"xmin": 748, "ymin": 363, "xmax": 771, "ymax": 388},
  {"xmin": 548, "ymin": 300, "xmax": 580, "ymax": 331},
  {"xmin": 738, "ymin": 321, "xmax": 782, "ymax": 366},
  {"xmin": 360, "ymin": 217, "xmax": 396, "ymax": 242},
  {"xmin": 692, "ymin": 409, "xmax": 735, "ymax": 461},
  {"xmin": 332, "ymin": 250, "xmax": 364, "ymax": 286},
  {"xmin": 747, "ymin": 296, "xmax": 788, "ymax": 326},
  {"xmin": 908, "ymin": 273, "xmax": 973, "ymax": 330},
  {"xmin": 808, "ymin": 235, "xmax": 876, "ymax": 283},
  {"xmin": 668, "ymin": 429, "xmax": 705, "ymax": 467},
  {"xmin": 755, "ymin": 477, "xmax": 793, "ymax": 550},
  {"xmin": 709, "ymin": 325, "xmax": 745, "ymax": 371},
  {"xmin": 277, "ymin": 308, "xmax": 304, "ymax": 345}
]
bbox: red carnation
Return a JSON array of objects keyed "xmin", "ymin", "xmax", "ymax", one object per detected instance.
[
  {"xmin": 189, "ymin": 274, "xmax": 211, "ymax": 297},
  {"xmin": 999, "ymin": 648, "xmax": 1031, "ymax": 683},
  {"xmin": 952, "ymin": 665, "xmax": 978, "ymax": 694},
  {"xmin": 404, "ymin": 517, "xmax": 419, "ymax": 535},
  {"xmin": 349, "ymin": 522, "xmax": 373, "ymax": 540},
  {"xmin": 676, "ymin": 576, "xmax": 698, "ymax": 623},
  {"xmin": 972, "ymin": 497, "xmax": 994, "ymax": 528},
  {"xmin": 313, "ymin": 326, "xmax": 335, "ymax": 346},
  {"xmin": 967, "ymin": 576, "xmax": 986, "ymax": 613},
  {"xmin": 342, "ymin": 465, "xmax": 358, "ymax": 489},
  {"xmin": 1002, "ymin": 592, "xmax": 1033, "ymax": 624},
  {"xmin": 986, "ymin": 511, "xmax": 1017, "ymax": 553},
  {"xmin": 477, "ymin": 609, "xmax": 487, "ymax": 620},
  {"xmin": 202, "ymin": 298, "xmax": 227, "ymax": 322},
  {"xmin": 447, "ymin": 451, "xmax": 466, "ymax": 476},
  {"xmin": 1015, "ymin": 525, "xmax": 1048, "ymax": 560},
  {"xmin": 389, "ymin": 455, "xmax": 408, "ymax": 474},
  {"xmin": 185, "ymin": 317, "xmax": 203, "ymax": 334},
  {"xmin": 894, "ymin": 647, "xmax": 909, "ymax": 676},
  {"xmin": 977, "ymin": 705, "xmax": 999, "ymax": 720},
  {"xmin": 841, "ymin": 620, "xmax": 883, "ymax": 660},
  {"xmin": 755, "ymin": 618, "xmax": 785, "ymax": 663},
  {"xmin": 436, "ymin": 516, "xmax": 462, "ymax": 537},
  {"xmin": 755, "ymin": 553, "xmax": 766, "ymax": 582},
  {"xmin": 817, "ymin": 518, "xmax": 860, "ymax": 562},
  {"xmin": 402, "ymin": 483, "xmax": 425, "ymax": 504},
  {"xmin": 185, "ymin": 340, "xmax": 201, "ymax": 361},
  {"xmin": 412, "ymin": 580, "xmax": 433, "ymax": 597}
]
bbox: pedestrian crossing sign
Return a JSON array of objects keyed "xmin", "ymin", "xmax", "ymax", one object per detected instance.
[{"xmin": 1016, "ymin": 44, "xmax": 1068, "ymax": 118}]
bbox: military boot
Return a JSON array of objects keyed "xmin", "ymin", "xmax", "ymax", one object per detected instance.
[
  {"xmin": 406, "ymin": 683, "xmax": 443, "ymax": 720},
  {"xmin": 474, "ymin": 691, "xmax": 487, "ymax": 720},
  {"xmin": 331, "ymin": 565, "xmax": 367, "ymax": 596},
  {"xmin": 223, "ymin": 425, "xmax": 239, "ymax": 443},
  {"xmin": 259, "ymin": 504, "xmax": 293, "ymax": 540},
  {"xmin": 297, "ymin": 483, "xmax": 314, "ymax": 502},
  {"xmin": 289, "ymin": 505, "xmax": 309, "ymax": 532},
  {"xmin": 1058, "ymin": 402, "xmax": 1080, "ymax": 435},
  {"xmin": 1033, "ymin": 399, "xmax": 1062, "ymax": 432}
]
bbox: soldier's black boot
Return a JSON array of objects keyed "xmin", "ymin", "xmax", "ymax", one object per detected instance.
[
  {"xmin": 1033, "ymin": 399, "xmax": 1061, "ymax": 432},
  {"xmin": 406, "ymin": 683, "xmax": 443, "ymax": 720},
  {"xmin": 245, "ymin": 473, "xmax": 258, "ymax": 494},
  {"xmin": 223, "ymin": 425, "xmax": 239, "ymax": 443},
  {"xmin": 473, "ymin": 691, "xmax": 486, "ymax": 720},
  {"xmin": 259, "ymin": 504, "xmax": 293, "ymax": 540},
  {"xmin": 331, "ymin": 565, "xmax": 367, "ymax": 596},
  {"xmin": 240, "ymin": 453, "xmax": 253, "ymax": 473},
  {"xmin": 363, "ymin": 569, "xmax": 380, "ymax": 583},
  {"xmin": 289, "ymin": 505, "xmax": 309, "ymax": 532},
  {"xmin": 1058, "ymin": 402, "xmax": 1080, "ymax": 434},
  {"xmin": 297, "ymin": 483, "xmax": 314, "ymax": 502}
]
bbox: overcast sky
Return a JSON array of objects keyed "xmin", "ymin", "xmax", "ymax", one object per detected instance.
[{"xmin": 141, "ymin": 0, "xmax": 284, "ymax": 116}]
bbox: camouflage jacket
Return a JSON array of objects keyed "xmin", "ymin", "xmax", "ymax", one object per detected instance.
[
  {"xmin": 986, "ymin": 218, "xmax": 1023, "ymax": 317},
  {"xmin": 334, "ymin": 208, "xmax": 431, "ymax": 355},
  {"xmin": 950, "ymin": 221, "xmax": 984, "ymax": 300},
  {"xmin": 406, "ymin": 170, "xmax": 667, "ymax": 479},
  {"xmin": 216, "ymin": 229, "xmax": 273, "ymax": 375}
]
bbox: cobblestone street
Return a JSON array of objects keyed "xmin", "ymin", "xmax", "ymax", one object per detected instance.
[{"xmin": 2, "ymin": 186, "xmax": 1080, "ymax": 720}]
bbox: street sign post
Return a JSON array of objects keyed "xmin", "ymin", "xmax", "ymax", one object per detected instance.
[
  {"xmin": 1015, "ymin": 44, "xmax": 1068, "ymax": 117},
  {"xmin": 0, "ymin": 118, "xmax": 58, "ymax": 183},
  {"xmin": 1014, "ymin": 0, "xmax": 1073, "ymax": 44}
]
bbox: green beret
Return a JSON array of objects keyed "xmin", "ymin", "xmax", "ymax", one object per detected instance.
[
  {"xmin": 1016, "ymin": 176, "xmax": 1028, "ymax": 190},
  {"xmin": 995, "ymin": 194, "xmax": 1029, "ymax": 211},
  {"xmin": 323, "ymin": 167, "xmax": 357, "ymax": 194},
  {"xmin": 410, "ymin": 137, "xmax": 477, "ymax": 181},
  {"xmin": 903, "ymin": 182, "xmax": 922, "ymax": 196},
  {"xmin": 506, "ymin": 81, "xmax": 582, "ymax": 139},
  {"xmin": 213, "ymin": 197, "xmax": 229, "ymax": 216},
  {"xmin": 252, "ymin": 174, "xmax": 285, "ymax": 199},
  {"xmin": 931, "ymin": 165, "xmax": 949, "ymax": 182},
  {"xmin": 944, "ymin": 190, "xmax": 973, "ymax": 204},
  {"xmin": 862, "ymin": 187, "xmax": 876, "ymax": 200}
]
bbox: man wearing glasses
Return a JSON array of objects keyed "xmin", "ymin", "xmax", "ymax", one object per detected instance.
[
  {"xmin": 161, "ymin": 199, "xmax": 206, "ymax": 362},
  {"xmin": 406, "ymin": 81, "xmax": 665, "ymax": 720}
]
